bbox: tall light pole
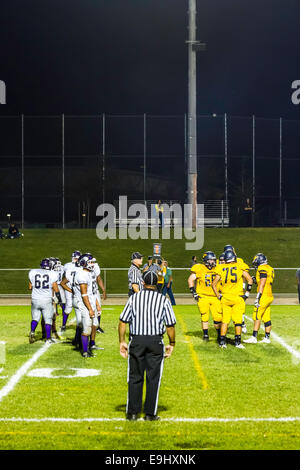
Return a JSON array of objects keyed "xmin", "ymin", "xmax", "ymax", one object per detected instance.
[{"xmin": 186, "ymin": 0, "xmax": 206, "ymax": 228}]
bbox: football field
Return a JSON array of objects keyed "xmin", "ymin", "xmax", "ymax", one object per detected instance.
[{"xmin": 0, "ymin": 304, "xmax": 300, "ymax": 450}]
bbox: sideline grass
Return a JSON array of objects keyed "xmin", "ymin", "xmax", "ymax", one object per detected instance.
[
  {"xmin": 0, "ymin": 304, "xmax": 300, "ymax": 449},
  {"xmin": 0, "ymin": 227, "xmax": 300, "ymax": 293}
]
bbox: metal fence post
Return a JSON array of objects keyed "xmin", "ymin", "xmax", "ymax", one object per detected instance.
[
  {"xmin": 21, "ymin": 114, "xmax": 24, "ymax": 229},
  {"xmin": 279, "ymin": 117, "xmax": 283, "ymax": 226},
  {"xmin": 102, "ymin": 113, "xmax": 105, "ymax": 204},
  {"xmin": 62, "ymin": 114, "xmax": 65, "ymax": 229},
  {"xmin": 224, "ymin": 113, "xmax": 228, "ymax": 205},
  {"xmin": 252, "ymin": 115, "xmax": 256, "ymax": 227},
  {"xmin": 144, "ymin": 113, "xmax": 146, "ymax": 201}
]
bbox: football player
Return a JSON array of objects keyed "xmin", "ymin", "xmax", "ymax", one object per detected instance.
[
  {"xmin": 212, "ymin": 250, "xmax": 253, "ymax": 349},
  {"xmin": 244, "ymin": 253, "xmax": 274, "ymax": 344},
  {"xmin": 84, "ymin": 253, "xmax": 107, "ymax": 333},
  {"xmin": 28, "ymin": 258, "xmax": 63, "ymax": 344},
  {"xmin": 40, "ymin": 257, "xmax": 62, "ymax": 341},
  {"xmin": 73, "ymin": 254, "xmax": 101, "ymax": 357},
  {"xmin": 188, "ymin": 251, "xmax": 222, "ymax": 342},
  {"xmin": 60, "ymin": 250, "xmax": 81, "ymax": 332},
  {"xmin": 223, "ymin": 245, "xmax": 249, "ymax": 333}
]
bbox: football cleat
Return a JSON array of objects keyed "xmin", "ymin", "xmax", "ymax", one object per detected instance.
[
  {"xmin": 82, "ymin": 351, "xmax": 94, "ymax": 358},
  {"xmin": 259, "ymin": 337, "xmax": 271, "ymax": 344},
  {"xmin": 45, "ymin": 338, "xmax": 57, "ymax": 344},
  {"xmin": 243, "ymin": 336, "xmax": 257, "ymax": 344},
  {"xmin": 235, "ymin": 343, "xmax": 245, "ymax": 349},
  {"xmin": 203, "ymin": 335, "xmax": 209, "ymax": 342},
  {"xmin": 29, "ymin": 332, "xmax": 35, "ymax": 344},
  {"xmin": 90, "ymin": 344, "xmax": 104, "ymax": 350},
  {"xmin": 219, "ymin": 343, "xmax": 227, "ymax": 349},
  {"xmin": 60, "ymin": 326, "xmax": 66, "ymax": 334},
  {"xmin": 97, "ymin": 327, "xmax": 105, "ymax": 333}
]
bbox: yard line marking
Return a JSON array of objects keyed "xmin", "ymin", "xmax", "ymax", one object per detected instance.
[
  {"xmin": 177, "ymin": 313, "xmax": 209, "ymax": 390},
  {"xmin": 0, "ymin": 416, "xmax": 300, "ymax": 423},
  {"xmin": 245, "ymin": 315, "xmax": 300, "ymax": 361},
  {"xmin": 0, "ymin": 342, "xmax": 51, "ymax": 403}
]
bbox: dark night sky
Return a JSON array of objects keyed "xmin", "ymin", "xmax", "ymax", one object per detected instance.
[{"xmin": 1, "ymin": 0, "xmax": 300, "ymax": 118}]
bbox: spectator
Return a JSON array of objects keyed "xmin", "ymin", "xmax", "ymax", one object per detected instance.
[
  {"xmin": 143, "ymin": 256, "xmax": 153, "ymax": 273},
  {"xmin": 296, "ymin": 268, "xmax": 300, "ymax": 304},
  {"xmin": 162, "ymin": 261, "xmax": 176, "ymax": 305},
  {"xmin": 190, "ymin": 256, "xmax": 197, "ymax": 267},
  {"xmin": 7, "ymin": 223, "xmax": 23, "ymax": 239},
  {"xmin": 243, "ymin": 198, "xmax": 253, "ymax": 227},
  {"xmin": 0, "ymin": 227, "xmax": 5, "ymax": 239},
  {"xmin": 156, "ymin": 259, "xmax": 165, "ymax": 293},
  {"xmin": 155, "ymin": 200, "xmax": 164, "ymax": 228}
]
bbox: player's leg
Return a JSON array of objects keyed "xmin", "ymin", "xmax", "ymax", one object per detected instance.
[
  {"xmin": 89, "ymin": 316, "xmax": 104, "ymax": 351},
  {"xmin": 96, "ymin": 292, "xmax": 104, "ymax": 333},
  {"xmin": 42, "ymin": 301, "xmax": 55, "ymax": 343},
  {"xmin": 197, "ymin": 298, "xmax": 209, "ymax": 341},
  {"xmin": 219, "ymin": 300, "xmax": 231, "ymax": 348},
  {"xmin": 211, "ymin": 297, "xmax": 222, "ymax": 343},
  {"xmin": 29, "ymin": 302, "xmax": 42, "ymax": 343},
  {"xmin": 60, "ymin": 290, "xmax": 72, "ymax": 333},
  {"xmin": 72, "ymin": 301, "xmax": 83, "ymax": 349},
  {"xmin": 81, "ymin": 310, "xmax": 93, "ymax": 357},
  {"xmin": 259, "ymin": 299, "xmax": 272, "ymax": 343},
  {"xmin": 244, "ymin": 304, "xmax": 262, "ymax": 343},
  {"xmin": 232, "ymin": 297, "xmax": 245, "ymax": 348}
]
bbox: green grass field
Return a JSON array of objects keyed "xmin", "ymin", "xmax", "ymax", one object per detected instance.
[
  {"xmin": 0, "ymin": 304, "xmax": 300, "ymax": 450},
  {"xmin": 0, "ymin": 227, "xmax": 300, "ymax": 294}
]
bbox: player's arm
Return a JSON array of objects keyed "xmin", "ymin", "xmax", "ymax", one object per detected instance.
[
  {"xmin": 188, "ymin": 272, "xmax": 200, "ymax": 301},
  {"xmin": 96, "ymin": 275, "xmax": 107, "ymax": 300},
  {"xmin": 28, "ymin": 281, "xmax": 32, "ymax": 291},
  {"xmin": 241, "ymin": 271, "xmax": 253, "ymax": 301},
  {"xmin": 254, "ymin": 271, "xmax": 267, "ymax": 307},
  {"xmin": 52, "ymin": 281, "xmax": 63, "ymax": 307},
  {"xmin": 80, "ymin": 283, "xmax": 95, "ymax": 318},
  {"xmin": 95, "ymin": 297, "xmax": 101, "ymax": 314},
  {"xmin": 131, "ymin": 283, "xmax": 140, "ymax": 293},
  {"xmin": 118, "ymin": 320, "xmax": 128, "ymax": 358},
  {"xmin": 212, "ymin": 274, "xmax": 222, "ymax": 299},
  {"xmin": 60, "ymin": 276, "xmax": 73, "ymax": 293}
]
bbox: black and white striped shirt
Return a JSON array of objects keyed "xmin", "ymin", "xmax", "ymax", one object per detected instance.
[
  {"xmin": 128, "ymin": 263, "xmax": 144, "ymax": 295},
  {"xmin": 120, "ymin": 288, "xmax": 176, "ymax": 336}
]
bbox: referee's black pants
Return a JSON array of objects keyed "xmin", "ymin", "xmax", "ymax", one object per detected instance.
[{"xmin": 127, "ymin": 335, "xmax": 164, "ymax": 416}]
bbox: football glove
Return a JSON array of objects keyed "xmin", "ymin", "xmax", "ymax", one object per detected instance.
[
  {"xmin": 190, "ymin": 287, "xmax": 200, "ymax": 302},
  {"xmin": 254, "ymin": 293, "xmax": 262, "ymax": 308},
  {"xmin": 252, "ymin": 276, "xmax": 257, "ymax": 285}
]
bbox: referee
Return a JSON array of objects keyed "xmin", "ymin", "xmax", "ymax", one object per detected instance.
[
  {"xmin": 128, "ymin": 252, "xmax": 144, "ymax": 297},
  {"xmin": 119, "ymin": 270, "xmax": 176, "ymax": 421}
]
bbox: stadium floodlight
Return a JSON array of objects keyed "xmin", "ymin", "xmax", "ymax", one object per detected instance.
[{"xmin": 186, "ymin": 0, "xmax": 206, "ymax": 229}]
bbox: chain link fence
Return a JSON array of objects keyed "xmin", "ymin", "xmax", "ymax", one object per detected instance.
[{"xmin": 1, "ymin": 114, "xmax": 300, "ymax": 228}]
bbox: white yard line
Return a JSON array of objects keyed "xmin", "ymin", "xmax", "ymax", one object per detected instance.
[
  {"xmin": 0, "ymin": 342, "xmax": 51, "ymax": 403},
  {"xmin": 245, "ymin": 315, "xmax": 300, "ymax": 361},
  {"xmin": 0, "ymin": 416, "xmax": 299, "ymax": 423}
]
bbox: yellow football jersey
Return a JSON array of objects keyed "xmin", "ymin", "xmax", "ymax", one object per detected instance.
[
  {"xmin": 256, "ymin": 264, "xmax": 274, "ymax": 297},
  {"xmin": 236, "ymin": 258, "xmax": 250, "ymax": 294},
  {"xmin": 190, "ymin": 263, "xmax": 218, "ymax": 296},
  {"xmin": 215, "ymin": 262, "xmax": 247, "ymax": 296}
]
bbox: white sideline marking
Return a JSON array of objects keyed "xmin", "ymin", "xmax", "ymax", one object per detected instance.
[
  {"xmin": 245, "ymin": 315, "xmax": 300, "ymax": 361},
  {"xmin": 0, "ymin": 416, "xmax": 299, "ymax": 423},
  {"xmin": 0, "ymin": 342, "xmax": 51, "ymax": 403}
]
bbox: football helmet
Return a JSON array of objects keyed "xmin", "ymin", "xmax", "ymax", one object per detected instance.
[
  {"xmin": 224, "ymin": 250, "xmax": 237, "ymax": 264},
  {"xmin": 202, "ymin": 251, "xmax": 216, "ymax": 269},
  {"xmin": 72, "ymin": 250, "xmax": 81, "ymax": 263},
  {"xmin": 40, "ymin": 258, "xmax": 51, "ymax": 270},
  {"xmin": 77, "ymin": 253, "xmax": 94, "ymax": 271},
  {"xmin": 224, "ymin": 245, "xmax": 236, "ymax": 255},
  {"xmin": 252, "ymin": 253, "xmax": 267, "ymax": 268},
  {"xmin": 219, "ymin": 253, "xmax": 225, "ymax": 264}
]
